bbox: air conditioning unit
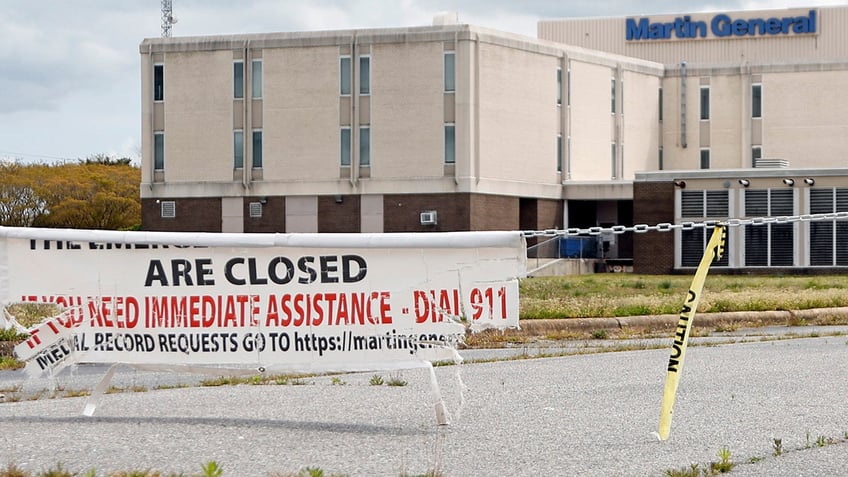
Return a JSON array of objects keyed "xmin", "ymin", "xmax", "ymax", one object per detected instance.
[{"xmin": 420, "ymin": 211, "xmax": 438, "ymax": 225}]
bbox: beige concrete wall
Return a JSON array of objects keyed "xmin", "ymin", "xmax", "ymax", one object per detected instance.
[
  {"xmin": 262, "ymin": 46, "xmax": 340, "ymax": 181},
  {"xmin": 221, "ymin": 197, "xmax": 243, "ymax": 233},
  {"xmin": 568, "ymin": 61, "xmax": 615, "ymax": 180},
  {"xmin": 285, "ymin": 196, "xmax": 318, "ymax": 232},
  {"xmin": 360, "ymin": 194, "xmax": 384, "ymax": 232},
  {"xmin": 140, "ymin": 54, "xmax": 153, "ymax": 185},
  {"xmin": 621, "ymin": 70, "xmax": 660, "ymax": 178},
  {"xmin": 660, "ymin": 74, "xmax": 707, "ymax": 170},
  {"xmin": 476, "ymin": 42, "xmax": 560, "ymax": 185},
  {"xmin": 370, "ymin": 41, "xmax": 444, "ymax": 179},
  {"xmin": 764, "ymin": 70, "xmax": 848, "ymax": 167},
  {"xmin": 709, "ymin": 75, "xmax": 745, "ymax": 169},
  {"xmin": 164, "ymin": 50, "xmax": 234, "ymax": 182}
]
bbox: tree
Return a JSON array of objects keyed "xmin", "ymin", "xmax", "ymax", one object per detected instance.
[
  {"xmin": 32, "ymin": 161, "xmax": 141, "ymax": 230},
  {"xmin": 0, "ymin": 156, "xmax": 141, "ymax": 230},
  {"xmin": 0, "ymin": 162, "xmax": 48, "ymax": 226}
]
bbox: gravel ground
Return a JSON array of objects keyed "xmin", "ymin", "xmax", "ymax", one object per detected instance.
[{"xmin": 2, "ymin": 333, "xmax": 848, "ymax": 476}]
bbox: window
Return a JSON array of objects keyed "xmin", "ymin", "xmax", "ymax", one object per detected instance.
[
  {"xmin": 610, "ymin": 143, "xmax": 616, "ymax": 178},
  {"xmin": 700, "ymin": 86, "xmax": 710, "ymax": 120},
  {"xmin": 658, "ymin": 147, "xmax": 664, "ymax": 170},
  {"xmin": 752, "ymin": 146, "xmax": 762, "ymax": 167},
  {"xmin": 340, "ymin": 56, "xmax": 351, "ymax": 95},
  {"xmin": 566, "ymin": 69, "xmax": 571, "ymax": 106},
  {"xmin": 556, "ymin": 134, "xmax": 562, "ymax": 172},
  {"xmin": 700, "ymin": 149, "xmax": 710, "ymax": 169},
  {"xmin": 154, "ymin": 133, "xmax": 164, "ymax": 171},
  {"xmin": 340, "ymin": 127, "xmax": 351, "ymax": 166},
  {"xmin": 153, "ymin": 64, "xmax": 164, "ymax": 102},
  {"xmin": 252, "ymin": 60, "xmax": 262, "ymax": 98},
  {"xmin": 680, "ymin": 190, "xmax": 730, "ymax": 267},
  {"xmin": 658, "ymin": 87, "xmax": 663, "ymax": 121},
  {"xmin": 810, "ymin": 188, "xmax": 848, "ymax": 266},
  {"xmin": 557, "ymin": 67, "xmax": 562, "ymax": 106},
  {"xmin": 566, "ymin": 136, "xmax": 572, "ymax": 177},
  {"xmin": 234, "ymin": 130, "xmax": 244, "ymax": 169},
  {"xmin": 160, "ymin": 200, "xmax": 176, "ymax": 218},
  {"xmin": 252, "ymin": 130, "xmax": 262, "ymax": 168},
  {"xmin": 744, "ymin": 189, "xmax": 794, "ymax": 266},
  {"xmin": 234, "ymin": 61, "xmax": 244, "ymax": 99},
  {"xmin": 752, "ymin": 84, "xmax": 762, "ymax": 118},
  {"xmin": 359, "ymin": 127, "xmax": 370, "ymax": 166},
  {"xmin": 444, "ymin": 124, "xmax": 455, "ymax": 164},
  {"xmin": 444, "ymin": 52, "xmax": 455, "ymax": 92},
  {"xmin": 359, "ymin": 56, "xmax": 370, "ymax": 95},
  {"xmin": 610, "ymin": 78, "xmax": 616, "ymax": 113}
]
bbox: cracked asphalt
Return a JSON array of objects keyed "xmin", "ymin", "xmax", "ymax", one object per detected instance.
[{"xmin": 2, "ymin": 325, "xmax": 848, "ymax": 476}]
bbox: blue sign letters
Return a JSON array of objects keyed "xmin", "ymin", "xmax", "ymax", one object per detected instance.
[{"xmin": 626, "ymin": 10, "xmax": 816, "ymax": 41}]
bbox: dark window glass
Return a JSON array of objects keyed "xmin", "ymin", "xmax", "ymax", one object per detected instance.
[
  {"xmin": 252, "ymin": 130, "xmax": 262, "ymax": 168},
  {"xmin": 234, "ymin": 62, "xmax": 244, "ymax": 99},
  {"xmin": 154, "ymin": 65, "xmax": 164, "ymax": 101},
  {"xmin": 154, "ymin": 133, "xmax": 164, "ymax": 170}
]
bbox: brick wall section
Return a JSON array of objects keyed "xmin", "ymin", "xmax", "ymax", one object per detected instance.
[
  {"xmin": 471, "ymin": 194, "xmax": 520, "ymax": 230},
  {"xmin": 318, "ymin": 195, "xmax": 361, "ymax": 233},
  {"xmin": 633, "ymin": 181, "xmax": 675, "ymax": 274},
  {"xmin": 383, "ymin": 193, "xmax": 471, "ymax": 232},
  {"xmin": 142, "ymin": 198, "xmax": 222, "ymax": 232},
  {"xmin": 536, "ymin": 199, "xmax": 564, "ymax": 230},
  {"xmin": 520, "ymin": 198, "xmax": 563, "ymax": 247},
  {"xmin": 244, "ymin": 196, "xmax": 285, "ymax": 233}
]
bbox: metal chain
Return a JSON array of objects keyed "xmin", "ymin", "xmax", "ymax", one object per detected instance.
[{"xmin": 522, "ymin": 211, "xmax": 848, "ymax": 238}]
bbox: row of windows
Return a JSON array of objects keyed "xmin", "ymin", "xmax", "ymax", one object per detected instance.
[
  {"xmin": 154, "ymin": 62, "xmax": 765, "ymax": 122},
  {"xmin": 338, "ymin": 125, "xmax": 455, "ymax": 167},
  {"xmin": 698, "ymin": 84, "xmax": 762, "ymax": 121},
  {"xmin": 233, "ymin": 130, "xmax": 263, "ymax": 169},
  {"xmin": 340, "ymin": 52, "xmax": 455, "ymax": 96},
  {"xmin": 152, "ymin": 51, "xmax": 455, "ymax": 104},
  {"xmin": 155, "ymin": 125, "xmax": 458, "ymax": 172},
  {"xmin": 680, "ymin": 188, "xmax": 848, "ymax": 267},
  {"xmin": 233, "ymin": 60, "xmax": 263, "ymax": 99},
  {"xmin": 154, "ymin": 59, "xmax": 769, "ymax": 174}
]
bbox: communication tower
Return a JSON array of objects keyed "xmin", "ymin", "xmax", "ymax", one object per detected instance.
[{"xmin": 161, "ymin": 0, "xmax": 176, "ymax": 38}]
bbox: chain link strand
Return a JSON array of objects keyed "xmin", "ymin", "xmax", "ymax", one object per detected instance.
[{"xmin": 522, "ymin": 211, "xmax": 848, "ymax": 238}]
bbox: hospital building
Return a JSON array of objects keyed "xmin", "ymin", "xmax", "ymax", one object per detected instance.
[{"xmin": 140, "ymin": 5, "xmax": 848, "ymax": 273}]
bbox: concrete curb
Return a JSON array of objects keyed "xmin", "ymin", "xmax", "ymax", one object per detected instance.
[{"xmin": 517, "ymin": 307, "xmax": 848, "ymax": 334}]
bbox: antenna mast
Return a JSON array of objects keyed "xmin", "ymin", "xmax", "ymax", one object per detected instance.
[{"xmin": 161, "ymin": 0, "xmax": 175, "ymax": 38}]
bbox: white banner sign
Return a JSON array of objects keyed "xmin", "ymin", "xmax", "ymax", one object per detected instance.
[{"xmin": 1, "ymin": 228, "xmax": 525, "ymax": 377}]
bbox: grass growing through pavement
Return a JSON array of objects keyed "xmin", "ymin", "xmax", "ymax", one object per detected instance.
[
  {"xmin": 664, "ymin": 446, "xmax": 735, "ymax": 476},
  {"xmin": 0, "ymin": 463, "xmax": 443, "ymax": 477}
]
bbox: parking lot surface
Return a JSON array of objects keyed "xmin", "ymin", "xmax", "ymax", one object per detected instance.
[{"xmin": 2, "ymin": 332, "xmax": 848, "ymax": 476}]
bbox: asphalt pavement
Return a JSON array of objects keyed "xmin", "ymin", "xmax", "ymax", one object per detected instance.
[{"xmin": 2, "ymin": 329, "xmax": 848, "ymax": 476}]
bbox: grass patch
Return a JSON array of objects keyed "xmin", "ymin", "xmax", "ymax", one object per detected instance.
[
  {"xmin": 0, "ymin": 355, "xmax": 24, "ymax": 370},
  {"xmin": 519, "ymin": 274, "xmax": 848, "ymax": 320},
  {"xmin": 386, "ymin": 373, "xmax": 408, "ymax": 387},
  {"xmin": 0, "ymin": 327, "xmax": 29, "ymax": 342},
  {"xmin": 198, "ymin": 374, "xmax": 313, "ymax": 387},
  {"xmin": 5, "ymin": 303, "xmax": 60, "ymax": 328}
]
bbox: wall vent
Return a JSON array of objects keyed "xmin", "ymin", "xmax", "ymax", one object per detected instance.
[
  {"xmin": 160, "ymin": 200, "xmax": 176, "ymax": 218},
  {"xmin": 420, "ymin": 211, "xmax": 438, "ymax": 225}
]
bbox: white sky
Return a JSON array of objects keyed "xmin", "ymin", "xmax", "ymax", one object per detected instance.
[{"xmin": 0, "ymin": 0, "xmax": 842, "ymax": 164}]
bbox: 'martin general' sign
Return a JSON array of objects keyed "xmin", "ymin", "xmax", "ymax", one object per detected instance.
[{"xmin": 626, "ymin": 10, "xmax": 817, "ymax": 41}]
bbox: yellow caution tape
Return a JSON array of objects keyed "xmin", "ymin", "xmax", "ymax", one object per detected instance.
[{"xmin": 658, "ymin": 225, "xmax": 726, "ymax": 441}]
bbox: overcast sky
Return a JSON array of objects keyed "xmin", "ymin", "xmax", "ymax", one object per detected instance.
[{"xmin": 0, "ymin": 0, "xmax": 841, "ymax": 164}]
